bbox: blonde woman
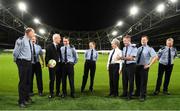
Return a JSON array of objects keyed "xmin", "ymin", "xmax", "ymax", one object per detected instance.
[{"xmin": 107, "ymin": 38, "xmax": 123, "ymax": 97}]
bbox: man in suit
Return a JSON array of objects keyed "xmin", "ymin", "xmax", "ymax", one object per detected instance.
[{"xmin": 45, "ymin": 34, "xmax": 63, "ymax": 98}]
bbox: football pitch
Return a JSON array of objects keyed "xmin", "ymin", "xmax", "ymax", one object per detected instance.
[{"xmin": 0, "ymin": 52, "xmax": 180, "ymax": 110}]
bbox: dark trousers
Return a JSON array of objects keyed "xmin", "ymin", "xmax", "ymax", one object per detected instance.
[
  {"xmin": 16, "ymin": 59, "xmax": 32, "ymax": 104},
  {"xmin": 30, "ymin": 62, "xmax": 43, "ymax": 93},
  {"xmin": 48, "ymin": 62, "xmax": 62, "ymax": 95},
  {"xmin": 81, "ymin": 60, "xmax": 96, "ymax": 91},
  {"xmin": 122, "ymin": 63, "xmax": 136, "ymax": 97},
  {"xmin": 135, "ymin": 65, "xmax": 149, "ymax": 98},
  {"xmin": 62, "ymin": 63, "xmax": 75, "ymax": 95},
  {"xmin": 155, "ymin": 63, "xmax": 174, "ymax": 92},
  {"xmin": 108, "ymin": 64, "xmax": 119, "ymax": 96}
]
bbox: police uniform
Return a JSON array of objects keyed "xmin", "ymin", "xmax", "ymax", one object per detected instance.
[
  {"xmin": 135, "ymin": 45, "xmax": 157, "ymax": 99},
  {"xmin": 122, "ymin": 44, "xmax": 137, "ymax": 98},
  {"xmin": 13, "ymin": 36, "xmax": 33, "ymax": 105},
  {"xmin": 107, "ymin": 47, "xmax": 123, "ymax": 97},
  {"xmin": 61, "ymin": 45, "xmax": 78, "ymax": 97},
  {"xmin": 30, "ymin": 43, "xmax": 43, "ymax": 95},
  {"xmin": 81, "ymin": 48, "xmax": 98, "ymax": 92},
  {"xmin": 154, "ymin": 46, "xmax": 177, "ymax": 93}
]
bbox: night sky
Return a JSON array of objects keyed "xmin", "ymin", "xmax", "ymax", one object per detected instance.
[{"xmin": 28, "ymin": 0, "xmax": 133, "ymax": 31}]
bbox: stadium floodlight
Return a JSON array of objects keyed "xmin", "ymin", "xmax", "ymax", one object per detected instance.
[
  {"xmin": 112, "ymin": 31, "xmax": 118, "ymax": 36},
  {"xmin": 39, "ymin": 28, "xmax": 45, "ymax": 35},
  {"xmin": 116, "ymin": 21, "xmax": 123, "ymax": 27},
  {"xmin": 119, "ymin": 35, "xmax": 123, "ymax": 38},
  {"xmin": 156, "ymin": 3, "xmax": 165, "ymax": 13},
  {"xmin": 129, "ymin": 5, "xmax": 139, "ymax": 16},
  {"xmin": 33, "ymin": 18, "xmax": 41, "ymax": 24},
  {"xmin": 117, "ymin": 35, "xmax": 123, "ymax": 39},
  {"xmin": 18, "ymin": 2, "xmax": 27, "ymax": 12},
  {"xmin": 169, "ymin": 0, "xmax": 178, "ymax": 3}
]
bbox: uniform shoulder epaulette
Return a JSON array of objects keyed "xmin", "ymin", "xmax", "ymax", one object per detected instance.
[
  {"xmin": 131, "ymin": 44, "xmax": 136, "ymax": 48},
  {"xmin": 18, "ymin": 36, "xmax": 23, "ymax": 40},
  {"xmin": 172, "ymin": 47, "xmax": 177, "ymax": 51},
  {"xmin": 70, "ymin": 45, "xmax": 75, "ymax": 48},
  {"xmin": 160, "ymin": 46, "xmax": 165, "ymax": 50}
]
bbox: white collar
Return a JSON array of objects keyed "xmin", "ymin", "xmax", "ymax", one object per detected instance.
[{"xmin": 53, "ymin": 42, "xmax": 58, "ymax": 46}]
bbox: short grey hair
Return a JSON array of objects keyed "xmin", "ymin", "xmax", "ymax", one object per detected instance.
[
  {"xmin": 167, "ymin": 38, "xmax": 174, "ymax": 42},
  {"xmin": 52, "ymin": 34, "xmax": 60, "ymax": 40},
  {"xmin": 111, "ymin": 38, "xmax": 120, "ymax": 46}
]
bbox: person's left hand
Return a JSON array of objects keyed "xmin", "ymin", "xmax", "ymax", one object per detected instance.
[
  {"xmin": 144, "ymin": 64, "xmax": 150, "ymax": 69},
  {"xmin": 119, "ymin": 70, "xmax": 122, "ymax": 74},
  {"xmin": 41, "ymin": 63, "xmax": 44, "ymax": 68}
]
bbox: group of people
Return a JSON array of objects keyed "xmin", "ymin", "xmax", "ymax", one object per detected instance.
[
  {"xmin": 107, "ymin": 35, "xmax": 177, "ymax": 102},
  {"xmin": 13, "ymin": 27, "xmax": 79, "ymax": 108},
  {"xmin": 13, "ymin": 27, "xmax": 177, "ymax": 108}
]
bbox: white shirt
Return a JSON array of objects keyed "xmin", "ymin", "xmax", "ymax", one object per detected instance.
[{"xmin": 107, "ymin": 47, "xmax": 123, "ymax": 70}]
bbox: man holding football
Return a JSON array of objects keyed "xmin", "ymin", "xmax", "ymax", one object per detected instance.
[{"xmin": 45, "ymin": 34, "xmax": 63, "ymax": 98}]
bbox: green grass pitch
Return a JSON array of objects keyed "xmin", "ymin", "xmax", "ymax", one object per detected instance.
[{"xmin": 0, "ymin": 53, "xmax": 180, "ymax": 110}]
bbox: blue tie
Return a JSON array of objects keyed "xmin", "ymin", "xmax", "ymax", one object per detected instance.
[
  {"xmin": 168, "ymin": 48, "xmax": 171, "ymax": 65},
  {"xmin": 29, "ymin": 40, "xmax": 32, "ymax": 61},
  {"xmin": 90, "ymin": 49, "xmax": 93, "ymax": 61},
  {"xmin": 137, "ymin": 47, "xmax": 144, "ymax": 64},
  {"xmin": 33, "ymin": 44, "xmax": 37, "ymax": 63},
  {"xmin": 124, "ymin": 46, "xmax": 128, "ymax": 65},
  {"xmin": 65, "ymin": 47, "xmax": 67, "ymax": 63},
  {"xmin": 109, "ymin": 49, "xmax": 115, "ymax": 64}
]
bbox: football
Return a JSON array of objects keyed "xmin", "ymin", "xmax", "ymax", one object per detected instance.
[{"xmin": 48, "ymin": 59, "xmax": 56, "ymax": 68}]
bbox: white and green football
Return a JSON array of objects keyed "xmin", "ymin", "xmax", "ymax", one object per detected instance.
[{"xmin": 48, "ymin": 59, "xmax": 56, "ymax": 68}]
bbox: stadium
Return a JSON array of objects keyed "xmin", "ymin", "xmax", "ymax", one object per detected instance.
[{"xmin": 0, "ymin": 0, "xmax": 180, "ymax": 110}]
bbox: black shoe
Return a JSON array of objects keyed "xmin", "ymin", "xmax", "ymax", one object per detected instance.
[
  {"xmin": 48, "ymin": 94, "xmax": 54, "ymax": 99},
  {"xmin": 133, "ymin": 93, "xmax": 140, "ymax": 97},
  {"xmin": 29, "ymin": 92, "xmax": 34, "ymax": 96},
  {"xmin": 56, "ymin": 93, "xmax": 61, "ymax": 97},
  {"xmin": 139, "ymin": 97, "xmax": 145, "ymax": 102},
  {"xmin": 127, "ymin": 96, "xmax": 133, "ymax": 100},
  {"xmin": 71, "ymin": 94, "xmax": 76, "ymax": 98},
  {"xmin": 24, "ymin": 101, "xmax": 30, "ymax": 105},
  {"xmin": 113, "ymin": 95, "xmax": 118, "ymax": 97},
  {"xmin": 19, "ymin": 103, "xmax": 26, "ymax": 108},
  {"xmin": 39, "ymin": 92, "xmax": 43, "ymax": 96},
  {"xmin": 163, "ymin": 91, "xmax": 170, "ymax": 95},
  {"xmin": 89, "ymin": 89, "xmax": 94, "ymax": 93},
  {"xmin": 25, "ymin": 98, "xmax": 33, "ymax": 105},
  {"xmin": 61, "ymin": 94, "xmax": 67, "ymax": 98},
  {"xmin": 120, "ymin": 94, "xmax": 127, "ymax": 98},
  {"xmin": 81, "ymin": 87, "xmax": 84, "ymax": 93},
  {"xmin": 153, "ymin": 91, "xmax": 159, "ymax": 96},
  {"xmin": 107, "ymin": 94, "xmax": 114, "ymax": 97}
]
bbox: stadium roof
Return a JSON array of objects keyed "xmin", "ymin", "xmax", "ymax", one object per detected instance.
[
  {"xmin": 1, "ymin": 0, "xmax": 180, "ymax": 50},
  {"xmin": 1, "ymin": 0, "xmax": 165, "ymax": 31}
]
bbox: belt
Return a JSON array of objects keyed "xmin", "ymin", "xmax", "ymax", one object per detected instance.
[
  {"xmin": 109, "ymin": 63, "xmax": 119, "ymax": 65},
  {"xmin": 17, "ymin": 58, "xmax": 31, "ymax": 62},
  {"xmin": 123, "ymin": 63, "xmax": 136, "ymax": 65},
  {"xmin": 63, "ymin": 62, "xmax": 74, "ymax": 65},
  {"xmin": 86, "ymin": 60, "xmax": 96, "ymax": 62}
]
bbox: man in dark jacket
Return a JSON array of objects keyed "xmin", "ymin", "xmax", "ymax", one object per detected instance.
[{"xmin": 45, "ymin": 34, "xmax": 63, "ymax": 98}]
